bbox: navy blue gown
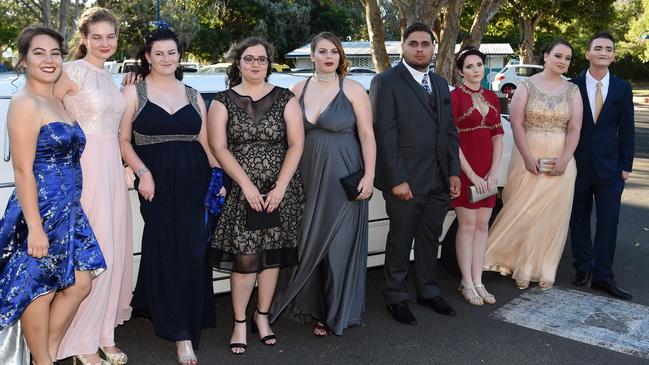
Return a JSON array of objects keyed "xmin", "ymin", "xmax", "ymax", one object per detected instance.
[
  {"xmin": 0, "ymin": 122, "xmax": 107, "ymax": 328},
  {"xmin": 129, "ymin": 81, "xmax": 215, "ymax": 349}
]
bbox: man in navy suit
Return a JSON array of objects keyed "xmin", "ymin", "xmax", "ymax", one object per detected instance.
[{"xmin": 570, "ymin": 32, "xmax": 635, "ymax": 299}]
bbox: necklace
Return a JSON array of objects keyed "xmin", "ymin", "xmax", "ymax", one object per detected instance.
[{"xmin": 314, "ymin": 72, "xmax": 338, "ymax": 82}]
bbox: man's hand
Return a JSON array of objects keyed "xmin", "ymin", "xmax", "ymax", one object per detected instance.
[
  {"xmin": 391, "ymin": 181, "xmax": 413, "ymax": 200},
  {"xmin": 622, "ymin": 171, "xmax": 630, "ymax": 181},
  {"xmin": 449, "ymin": 176, "xmax": 461, "ymax": 199}
]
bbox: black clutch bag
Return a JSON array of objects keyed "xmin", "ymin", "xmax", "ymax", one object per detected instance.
[
  {"xmin": 339, "ymin": 169, "xmax": 364, "ymax": 201},
  {"xmin": 245, "ymin": 204, "xmax": 281, "ymax": 230}
]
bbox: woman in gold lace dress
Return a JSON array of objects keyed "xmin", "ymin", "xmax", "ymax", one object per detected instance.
[{"xmin": 484, "ymin": 40, "xmax": 583, "ymax": 290}]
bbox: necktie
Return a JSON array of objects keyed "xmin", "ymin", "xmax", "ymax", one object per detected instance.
[
  {"xmin": 594, "ymin": 81, "xmax": 603, "ymax": 122},
  {"xmin": 422, "ymin": 75, "xmax": 432, "ymax": 94}
]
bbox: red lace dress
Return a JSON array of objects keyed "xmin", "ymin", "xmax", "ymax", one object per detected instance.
[{"xmin": 450, "ymin": 84, "xmax": 504, "ymax": 209}]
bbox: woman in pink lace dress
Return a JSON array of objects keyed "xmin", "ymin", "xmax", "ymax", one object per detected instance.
[{"xmin": 54, "ymin": 7, "xmax": 132, "ymax": 365}]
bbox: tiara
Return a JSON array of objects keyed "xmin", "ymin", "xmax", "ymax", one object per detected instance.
[{"xmin": 457, "ymin": 47, "xmax": 479, "ymax": 58}]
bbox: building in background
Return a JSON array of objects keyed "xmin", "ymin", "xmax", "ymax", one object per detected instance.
[{"xmin": 286, "ymin": 41, "xmax": 515, "ymax": 88}]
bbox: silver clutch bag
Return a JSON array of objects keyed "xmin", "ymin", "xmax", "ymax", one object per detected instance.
[
  {"xmin": 538, "ymin": 158, "xmax": 557, "ymax": 174},
  {"xmin": 468, "ymin": 185, "xmax": 497, "ymax": 203}
]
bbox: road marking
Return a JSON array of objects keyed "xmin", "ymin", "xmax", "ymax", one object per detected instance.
[{"xmin": 491, "ymin": 287, "xmax": 649, "ymax": 359}]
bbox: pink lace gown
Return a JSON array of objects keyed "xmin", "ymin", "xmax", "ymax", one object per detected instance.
[{"xmin": 57, "ymin": 59, "xmax": 133, "ymax": 359}]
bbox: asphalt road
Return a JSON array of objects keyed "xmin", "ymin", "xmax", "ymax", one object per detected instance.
[{"xmin": 62, "ymin": 104, "xmax": 649, "ymax": 365}]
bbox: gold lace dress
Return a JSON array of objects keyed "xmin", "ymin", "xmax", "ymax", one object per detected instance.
[{"xmin": 484, "ymin": 80, "xmax": 578, "ymax": 284}]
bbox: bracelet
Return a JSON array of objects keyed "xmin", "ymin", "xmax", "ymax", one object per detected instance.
[{"xmin": 135, "ymin": 166, "xmax": 149, "ymax": 178}]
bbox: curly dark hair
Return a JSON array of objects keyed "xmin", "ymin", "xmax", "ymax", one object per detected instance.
[
  {"xmin": 225, "ymin": 37, "xmax": 274, "ymax": 88},
  {"xmin": 134, "ymin": 28, "xmax": 184, "ymax": 81}
]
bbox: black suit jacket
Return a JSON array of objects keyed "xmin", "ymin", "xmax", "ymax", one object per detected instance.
[
  {"xmin": 370, "ymin": 62, "xmax": 460, "ymax": 194},
  {"xmin": 571, "ymin": 71, "xmax": 634, "ymax": 180}
]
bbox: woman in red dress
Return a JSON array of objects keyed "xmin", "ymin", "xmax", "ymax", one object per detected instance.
[{"xmin": 450, "ymin": 48, "xmax": 504, "ymax": 306}]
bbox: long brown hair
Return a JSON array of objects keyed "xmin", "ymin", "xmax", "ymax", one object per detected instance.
[
  {"xmin": 69, "ymin": 7, "xmax": 118, "ymax": 60},
  {"xmin": 225, "ymin": 37, "xmax": 274, "ymax": 88},
  {"xmin": 310, "ymin": 32, "xmax": 348, "ymax": 76},
  {"xmin": 14, "ymin": 26, "xmax": 66, "ymax": 83}
]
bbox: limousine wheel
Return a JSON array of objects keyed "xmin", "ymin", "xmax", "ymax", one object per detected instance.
[{"xmin": 439, "ymin": 194, "xmax": 504, "ymax": 278}]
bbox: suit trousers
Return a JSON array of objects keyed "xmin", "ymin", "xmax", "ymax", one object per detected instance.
[
  {"xmin": 569, "ymin": 170, "xmax": 625, "ymax": 282},
  {"xmin": 382, "ymin": 184, "xmax": 450, "ymax": 304}
]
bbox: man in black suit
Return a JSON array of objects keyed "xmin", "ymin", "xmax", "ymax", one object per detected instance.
[
  {"xmin": 570, "ymin": 32, "xmax": 635, "ymax": 299},
  {"xmin": 370, "ymin": 22, "xmax": 461, "ymax": 325}
]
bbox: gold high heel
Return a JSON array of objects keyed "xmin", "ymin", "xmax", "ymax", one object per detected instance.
[
  {"xmin": 515, "ymin": 279, "xmax": 530, "ymax": 290},
  {"xmin": 99, "ymin": 346, "xmax": 128, "ymax": 365},
  {"xmin": 458, "ymin": 284, "xmax": 484, "ymax": 306},
  {"xmin": 474, "ymin": 284, "xmax": 496, "ymax": 304},
  {"xmin": 72, "ymin": 354, "xmax": 110, "ymax": 365},
  {"xmin": 539, "ymin": 281, "xmax": 554, "ymax": 290}
]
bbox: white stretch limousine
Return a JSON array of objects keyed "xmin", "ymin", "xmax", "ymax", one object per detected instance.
[{"xmin": 0, "ymin": 72, "xmax": 512, "ymax": 293}]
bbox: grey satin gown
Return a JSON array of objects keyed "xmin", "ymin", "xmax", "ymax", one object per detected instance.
[{"xmin": 271, "ymin": 77, "xmax": 368, "ymax": 335}]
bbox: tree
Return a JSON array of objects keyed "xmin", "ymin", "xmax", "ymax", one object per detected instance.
[
  {"xmin": 392, "ymin": 0, "xmax": 446, "ymax": 31},
  {"xmin": 361, "ymin": 0, "xmax": 391, "ymax": 71},
  {"xmin": 435, "ymin": 0, "xmax": 465, "ymax": 82},
  {"xmin": 461, "ymin": 0, "xmax": 506, "ymax": 48}
]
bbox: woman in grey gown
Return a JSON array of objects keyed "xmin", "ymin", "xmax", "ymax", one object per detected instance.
[{"xmin": 271, "ymin": 32, "xmax": 376, "ymax": 336}]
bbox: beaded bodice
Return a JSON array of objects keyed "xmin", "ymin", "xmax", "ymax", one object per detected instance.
[
  {"xmin": 522, "ymin": 79, "xmax": 578, "ymax": 133},
  {"xmin": 63, "ymin": 60, "xmax": 125, "ymax": 135}
]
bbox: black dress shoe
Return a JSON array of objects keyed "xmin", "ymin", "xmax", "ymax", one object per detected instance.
[
  {"xmin": 417, "ymin": 295, "xmax": 457, "ymax": 316},
  {"xmin": 572, "ymin": 271, "xmax": 591, "ymax": 287},
  {"xmin": 591, "ymin": 278, "xmax": 632, "ymax": 300},
  {"xmin": 386, "ymin": 301, "xmax": 417, "ymax": 325}
]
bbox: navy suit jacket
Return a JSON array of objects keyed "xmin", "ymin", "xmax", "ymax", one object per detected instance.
[{"xmin": 571, "ymin": 71, "xmax": 634, "ymax": 181}]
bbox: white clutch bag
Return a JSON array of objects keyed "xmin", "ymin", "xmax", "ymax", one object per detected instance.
[{"xmin": 468, "ymin": 185, "xmax": 497, "ymax": 203}]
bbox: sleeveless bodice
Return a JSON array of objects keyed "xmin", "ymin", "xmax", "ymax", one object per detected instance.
[
  {"xmin": 63, "ymin": 60, "xmax": 125, "ymax": 135},
  {"xmin": 34, "ymin": 122, "xmax": 85, "ymax": 194},
  {"xmin": 299, "ymin": 77, "xmax": 357, "ymax": 134},
  {"xmin": 522, "ymin": 79, "xmax": 578, "ymax": 133}
]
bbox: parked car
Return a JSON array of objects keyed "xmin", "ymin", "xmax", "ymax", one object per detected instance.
[
  {"xmin": 347, "ymin": 67, "xmax": 376, "ymax": 74},
  {"xmin": 271, "ymin": 63, "xmax": 291, "ymax": 72},
  {"xmin": 197, "ymin": 63, "xmax": 231, "ymax": 73},
  {"xmin": 0, "ymin": 73, "xmax": 512, "ymax": 292},
  {"xmin": 491, "ymin": 63, "xmax": 543, "ymax": 96}
]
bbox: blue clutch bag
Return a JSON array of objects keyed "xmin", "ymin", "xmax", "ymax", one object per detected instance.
[{"xmin": 205, "ymin": 167, "xmax": 225, "ymax": 216}]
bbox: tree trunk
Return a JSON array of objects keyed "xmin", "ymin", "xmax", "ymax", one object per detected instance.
[
  {"xmin": 362, "ymin": 0, "xmax": 391, "ymax": 72},
  {"xmin": 461, "ymin": 0, "xmax": 506, "ymax": 48},
  {"xmin": 518, "ymin": 12, "xmax": 543, "ymax": 64},
  {"xmin": 435, "ymin": 0, "xmax": 465, "ymax": 83},
  {"xmin": 40, "ymin": 0, "xmax": 51, "ymax": 27},
  {"xmin": 393, "ymin": 0, "xmax": 447, "ymax": 29},
  {"xmin": 57, "ymin": 0, "xmax": 70, "ymax": 45}
]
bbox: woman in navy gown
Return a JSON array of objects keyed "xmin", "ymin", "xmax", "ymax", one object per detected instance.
[
  {"xmin": 119, "ymin": 27, "xmax": 221, "ymax": 365},
  {"xmin": 0, "ymin": 27, "xmax": 106, "ymax": 365}
]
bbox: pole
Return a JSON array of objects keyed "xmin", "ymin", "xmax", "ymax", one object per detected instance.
[{"xmin": 156, "ymin": 0, "xmax": 160, "ymax": 22}]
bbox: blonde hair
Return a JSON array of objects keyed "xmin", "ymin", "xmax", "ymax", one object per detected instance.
[{"xmin": 69, "ymin": 7, "xmax": 118, "ymax": 60}]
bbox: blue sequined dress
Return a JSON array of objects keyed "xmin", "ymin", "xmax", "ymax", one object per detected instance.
[{"xmin": 0, "ymin": 122, "xmax": 106, "ymax": 331}]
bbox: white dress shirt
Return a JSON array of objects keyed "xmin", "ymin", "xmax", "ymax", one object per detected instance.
[
  {"xmin": 402, "ymin": 60, "xmax": 431, "ymax": 89},
  {"xmin": 585, "ymin": 70, "xmax": 610, "ymax": 121}
]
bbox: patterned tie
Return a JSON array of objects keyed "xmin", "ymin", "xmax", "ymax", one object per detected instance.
[
  {"xmin": 421, "ymin": 75, "xmax": 432, "ymax": 94},
  {"xmin": 594, "ymin": 81, "xmax": 603, "ymax": 122}
]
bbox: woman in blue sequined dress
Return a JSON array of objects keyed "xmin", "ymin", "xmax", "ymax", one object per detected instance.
[{"xmin": 0, "ymin": 27, "xmax": 106, "ymax": 365}]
